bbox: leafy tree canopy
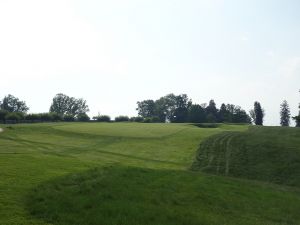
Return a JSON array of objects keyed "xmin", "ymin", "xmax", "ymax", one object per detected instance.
[
  {"xmin": 0, "ymin": 94, "xmax": 29, "ymax": 113},
  {"xmin": 49, "ymin": 93, "xmax": 89, "ymax": 117}
]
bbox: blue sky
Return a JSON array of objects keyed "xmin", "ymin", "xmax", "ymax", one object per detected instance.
[{"xmin": 0, "ymin": 0, "xmax": 299, "ymax": 125}]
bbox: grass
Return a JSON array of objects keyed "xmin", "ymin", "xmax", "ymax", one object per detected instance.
[
  {"xmin": 0, "ymin": 122, "xmax": 299, "ymax": 225},
  {"xmin": 192, "ymin": 126, "xmax": 300, "ymax": 187}
]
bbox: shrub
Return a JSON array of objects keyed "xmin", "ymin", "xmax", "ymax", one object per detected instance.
[
  {"xmin": 25, "ymin": 114, "xmax": 41, "ymax": 121},
  {"xmin": 93, "ymin": 115, "xmax": 111, "ymax": 122},
  {"xmin": 63, "ymin": 114, "xmax": 75, "ymax": 122},
  {"xmin": 143, "ymin": 116, "xmax": 161, "ymax": 123},
  {"xmin": 5, "ymin": 112, "xmax": 23, "ymax": 121},
  {"xmin": 115, "ymin": 116, "xmax": 129, "ymax": 122},
  {"xmin": 129, "ymin": 117, "xmax": 144, "ymax": 122},
  {"xmin": 50, "ymin": 112, "xmax": 62, "ymax": 121},
  {"xmin": 293, "ymin": 116, "xmax": 300, "ymax": 127},
  {"xmin": 39, "ymin": 113, "xmax": 53, "ymax": 121},
  {"xmin": 0, "ymin": 110, "xmax": 8, "ymax": 122},
  {"xmin": 77, "ymin": 113, "xmax": 90, "ymax": 122}
]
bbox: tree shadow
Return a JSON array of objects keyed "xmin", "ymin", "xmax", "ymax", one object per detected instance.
[{"xmin": 191, "ymin": 123, "xmax": 220, "ymax": 128}]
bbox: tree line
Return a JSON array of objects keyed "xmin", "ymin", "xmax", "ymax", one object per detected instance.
[
  {"xmin": 136, "ymin": 93, "xmax": 265, "ymax": 124},
  {"xmin": 0, "ymin": 92, "xmax": 299, "ymax": 126}
]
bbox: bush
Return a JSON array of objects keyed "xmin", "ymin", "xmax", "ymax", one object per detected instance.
[
  {"xmin": 129, "ymin": 117, "xmax": 144, "ymax": 122},
  {"xmin": 25, "ymin": 113, "xmax": 41, "ymax": 121},
  {"xmin": 50, "ymin": 112, "xmax": 62, "ymax": 121},
  {"xmin": 143, "ymin": 116, "xmax": 161, "ymax": 123},
  {"xmin": 77, "ymin": 113, "xmax": 90, "ymax": 122},
  {"xmin": 5, "ymin": 112, "xmax": 23, "ymax": 122},
  {"xmin": 293, "ymin": 116, "xmax": 300, "ymax": 127},
  {"xmin": 38, "ymin": 113, "xmax": 51, "ymax": 121},
  {"xmin": 93, "ymin": 115, "xmax": 111, "ymax": 122},
  {"xmin": 0, "ymin": 110, "xmax": 8, "ymax": 122},
  {"xmin": 63, "ymin": 114, "xmax": 75, "ymax": 122},
  {"xmin": 115, "ymin": 115, "xmax": 129, "ymax": 122},
  {"xmin": 206, "ymin": 113, "xmax": 217, "ymax": 123},
  {"xmin": 25, "ymin": 112, "xmax": 63, "ymax": 122}
]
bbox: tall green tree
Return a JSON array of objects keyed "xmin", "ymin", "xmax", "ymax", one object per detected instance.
[
  {"xmin": 219, "ymin": 104, "xmax": 250, "ymax": 123},
  {"xmin": 206, "ymin": 100, "xmax": 218, "ymax": 116},
  {"xmin": 153, "ymin": 97, "xmax": 168, "ymax": 122},
  {"xmin": 218, "ymin": 103, "xmax": 227, "ymax": 122},
  {"xmin": 49, "ymin": 93, "xmax": 70, "ymax": 115},
  {"xmin": 188, "ymin": 104, "xmax": 206, "ymax": 123},
  {"xmin": 251, "ymin": 101, "xmax": 264, "ymax": 125},
  {"xmin": 280, "ymin": 100, "xmax": 290, "ymax": 127},
  {"xmin": 137, "ymin": 94, "xmax": 192, "ymax": 123},
  {"xmin": 294, "ymin": 116, "xmax": 300, "ymax": 127},
  {"xmin": 205, "ymin": 100, "xmax": 218, "ymax": 123},
  {"xmin": 0, "ymin": 94, "xmax": 29, "ymax": 113},
  {"xmin": 171, "ymin": 94, "xmax": 192, "ymax": 123},
  {"xmin": 49, "ymin": 93, "xmax": 89, "ymax": 117},
  {"xmin": 136, "ymin": 100, "xmax": 156, "ymax": 118},
  {"xmin": 232, "ymin": 106, "xmax": 251, "ymax": 123}
]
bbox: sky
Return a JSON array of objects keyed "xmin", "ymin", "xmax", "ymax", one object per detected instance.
[{"xmin": 0, "ymin": 0, "xmax": 300, "ymax": 125}]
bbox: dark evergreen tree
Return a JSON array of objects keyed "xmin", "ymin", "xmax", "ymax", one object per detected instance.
[
  {"xmin": 206, "ymin": 100, "xmax": 218, "ymax": 116},
  {"xmin": 252, "ymin": 101, "xmax": 264, "ymax": 125},
  {"xmin": 188, "ymin": 104, "xmax": 206, "ymax": 123},
  {"xmin": 294, "ymin": 116, "xmax": 300, "ymax": 127},
  {"xmin": 280, "ymin": 100, "xmax": 290, "ymax": 126},
  {"xmin": 218, "ymin": 103, "xmax": 227, "ymax": 122}
]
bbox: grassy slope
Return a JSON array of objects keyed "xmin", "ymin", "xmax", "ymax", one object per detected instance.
[
  {"xmin": 192, "ymin": 126, "xmax": 300, "ymax": 187},
  {"xmin": 0, "ymin": 123, "xmax": 299, "ymax": 225}
]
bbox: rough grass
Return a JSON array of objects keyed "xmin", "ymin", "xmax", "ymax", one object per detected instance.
[
  {"xmin": 192, "ymin": 126, "xmax": 300, "ymax": 187},
  {"xmin": 0, "ymin": 123, "xmax": 299, "ymax": 225},
  {"xmin": 27, "ymin": 166, "xmax": 300, "ymax": 225}
]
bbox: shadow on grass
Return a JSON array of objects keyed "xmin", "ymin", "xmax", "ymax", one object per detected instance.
[
  {"xmin": 25, "ymin": 166, "xmax": 300, "ymax": 225},
  {"xmin": 191, "ymin": 123, "xmax": 220, "ymax": 128}
]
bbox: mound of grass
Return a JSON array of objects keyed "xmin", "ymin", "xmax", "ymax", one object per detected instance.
[
  {"xmin": 27, "ymin": 166, "xmax": 300, "ymax": 225},
  {"xmin": 1, "ymin": 123, "xmax": 300, "ymax": 224},
  {"xmin": 192, "ymin": 126, "xmax": 300, "ymax": 187},
  {"xmin": 53, "ymin": 122, "xmax": 188, "ymax": 138}
]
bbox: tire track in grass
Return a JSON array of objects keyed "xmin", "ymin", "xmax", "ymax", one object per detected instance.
[{"xmin": 191, "ymin": 131, "xmax": 239, "ymax": 175}]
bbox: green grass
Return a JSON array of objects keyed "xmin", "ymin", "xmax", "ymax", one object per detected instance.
[
  {"xmin": 0, "ymin": 123, "xmax": 299, "ymax": 225},
  {"xmin": 192, "ymin": 126, "xmax": 300, "ymax": 187}
]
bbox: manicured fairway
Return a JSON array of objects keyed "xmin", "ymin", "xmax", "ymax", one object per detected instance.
[{"xmin": 0, "ymin": 123, "xmax": 300, "ymax": 225}]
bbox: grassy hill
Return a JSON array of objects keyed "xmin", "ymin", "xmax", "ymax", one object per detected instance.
[
  {"xmin": 192, "ymin": 126, "xmax": 300, "ymax": 187},
  {"xmin": 0, "ymin": 123, "xmax": 300, "ymax": 225}
]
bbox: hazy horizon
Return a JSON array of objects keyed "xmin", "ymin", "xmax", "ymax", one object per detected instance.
[{"xmin": 1, "ymin": 0, "xmax": 300, "ymax": 125}]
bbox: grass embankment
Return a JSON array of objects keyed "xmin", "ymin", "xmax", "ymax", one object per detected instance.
[
  {"xmin": 0, "ymin": 123, "xmax": 300, "ymax": 225},
  {"xmin": 192, "ymin": 126, "xmax": 300, "ymax": 187}
]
